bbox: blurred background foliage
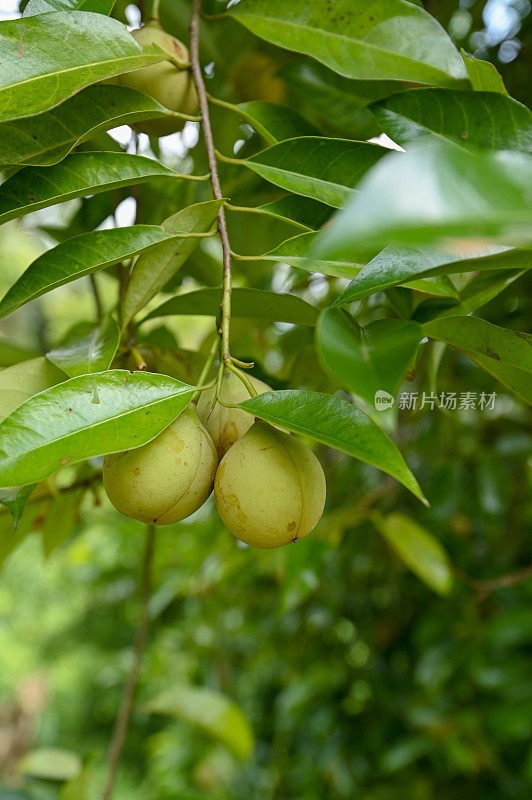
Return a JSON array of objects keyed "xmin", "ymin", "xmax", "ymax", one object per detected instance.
[{"xmin": 0, "ymin": 0, "xmax": 531, "ymax": 799}]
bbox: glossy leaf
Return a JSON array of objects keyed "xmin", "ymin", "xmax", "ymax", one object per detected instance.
[
  {"xmin": 371, "ymin": 89, "xmax": 532, "ymax": 152},
  {"xmin": 0, "ymin": 370, "xmax": 194, "ymax": 487},
  {"xmin": 143, "ymin": 684, "xmax": 254, "ymax": 759},
  {"xmin": 223, "ymin": 100, "xmax": 319, "ymax": 145},
  {"xmin": 259, "ymin": 232, "xmax": 363, "ymax": 279},
  {"xmin": 18, "ymin": 749, "xmax": 81, "ymax": 782},
  {"xmin": 144, "ymin": 287, "xmax": 318, "ymax": 326},
  {"xmin": 0, "ymin": 85, "xmax": 186, "ymax": 168},
  {"xmin": 122, "ymin": 201, "xmax": 222, "ymax": 327},
  {"xmin": 24, "ymin": 0, "xmax": 114, "ymax": 12},
  {"xmin": 462, "ymin": 52, "xmax": 507, "ymax": 94},
  {"xmin": 257, "ymin": 196, "xmax": 332, "ymax": 230},
  {"xmin": 0, "ymin": 152, "xmax": 193, "ymax": 224},
  {"xmin": 239, "ymin": 390, "xmax": 427, "ymax": 504},
  {"xmin": 316, "ymin": 309, "xmax": 422, "ymax": 413},
  {"xmin": 0, "ymin": 357, "xmax": 66, "ymax": 422},
  {"xmin": 46, "ymin": 316, "xmax": 120, "ymax": 377},
  {"xmin": 0, "ymin": 12, "xmax": 166, "ymax": 123},
  {"xmin": 229, "ymin": 0, "xmax": 466, "ymax": 85},
  {"xmin": 374, "ymin": 513, "xmax": 453, "ymax": 595},
  {"xmin": 241, "ymin": 137, "xmax": 387, "ymax": 208},
  {"xmin": 0, "ymin": 225, "xmax": 213, "ymax": 319},
  {"xmin": 334, "ymin": 244, "xmax": 532, "ymax": 305},
  {"xmin": 314, "ymin": 140, "xmax": 532, "ymax": 261},
  {"xmin": 0, "ymin": 484, "xmax": 35, "ymax": 528},
  {"xmin": 423, "ymin": 316, "xmax": 532, "ymax": 404}
]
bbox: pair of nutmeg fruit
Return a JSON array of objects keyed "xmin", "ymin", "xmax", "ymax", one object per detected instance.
[{"xmin": 103, "ymin": 374, "xmax": 326, "ymax": 549}]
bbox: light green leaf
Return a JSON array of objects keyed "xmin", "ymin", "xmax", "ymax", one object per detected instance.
[
  {"xmin": 143, "ymin": 684, "xmax": 254, "ymax": 760},
  {"xmin": 240, "ymin": 137, "xmax": 387, "ymax": 207},
  {"xmin": 373, "ymin": 512, "xmax": 453, "ymax": 595},
  {"xmin": 316, "ymin": 309, "xmax": 422, "ymax": 416},
  {"xmin": 258, "ymin": 232, "xmax": 363, "ymax": 279},
  {"xmin": 0, "ymin": 356, "xmax": 66, "ymax": 421},
  {"xmin": 0, "ymin": 12, "xmax": 167, "ymax": 123},
  {"xmin": 314, "ymin": 140, "xmax": 532, "ymax": 262},
  {"xmin": 46, "ymin": 316, "xmax": 120, "ymax": 377},
  {"xmin": 143, "ymin": 287, "xmax": 318, "ymax": 326},
  {"xmin": 218, "ymin": 100, "xmax": 319, "ymax": 145},
  {"xmin": 42, "ymin": 488, "xmax": 84, "ymax": 557},
  {"xmin": 462, "ymin": 51, "xmax": 508, "ymax": 94},
  {"xmin": 0, "ymin": 152, "xmax": 197, "ymax": 224},
  {"xmin": 239, "ymin": 390, "xmax": 427, "ymax": 505},
  {"xmin": 0, "ymin": 370, "xmax": 194, "ymax": 487},
  {"xmin": 423, "ymin": 316, "xmax": 532, "ymax": 404},
  {"xmin": 229, "ymin": 0, "xmax": 466, "ymax": 85},
  {"xmin": 0, "ymin": 85, "xmax": 187, "ymax": 168},
  {"xmin": 18, "ymin": 748, "xmax": 81, "ymax": 782},
  {"xmin": 122, "ymin": 200, "xmax": 222, "ymax": 327},
  {"xmin": 0, "ymin": 224, "xmax": 214, "ymax": 319},
  {"xmin": 371, "ymin": 89, "xmax": 532, "ymax": 152},
  {"xmin": 334, "ymin": 244, "xmax": 532, "ymax": 305},
  {"xmin": 24, "ymin": 0, "xmax": 114, "ymax": 12}
]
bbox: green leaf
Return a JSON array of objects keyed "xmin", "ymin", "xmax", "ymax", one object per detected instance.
[
  {"xmin": 143, "ymin": 287, "xmax": 318, "ymax": 326},
  {"xmin": 0, "ymin": 370, "xmax": 194, "ymax": 487},
  {"xmin": 18, "ymin": 748, "xmax": 81, "ymax": 782},
  {"xmin": 316, "ymin": 309, "xmax": 422, "ymax": 415},
  {"xmin": 334, "ymin": 244, "xmax": 532, "ymax": 305},
  {"xmin": 219, "ymin": 100, "xmax": 319, "ymax": 145},
  {"xmin": 371, "ymin": 89, "xmax": 532, "ymax": 152},
  {"xmin": 423, "ymin": 317, "xmax": 532, "ymax": 404},
  {"xmin": 258, "ymin": 232, "xmax": 363, "ymax": 279},
  {"xmin": 314, "ymin": 140, "xmax": 532, "ymax": 261},
  {"xmin": 42, "ymin": 487, "xmax": 84, "ymax": 557},
  {"xmin": 373, "ymin": 512, "xmax": 453, "ymax": 595},
  {"xmin": 122, "ymin": 200, "xmax": 222, "ymax": 327},
  {"xmin": 257, "ymin": 195, "xmax": 332, "ymax": 230},
  {"xmin": 0, "ymin": 225, "xmax": 214, "ymax": 319},
  {"xmin": 0, "ymin": 152, "xmax": 196, "ymax": 224},
  {"xmin": 240, "ymin": 137, "xmax": 387, "ymax": 207},
  {"xmin": 0, "ymin": 12, "xmax": 167, "ymax": 123},
  {"xmin": 0, "ymin": 85, "xmax": 187, "ymax": 168},
  {"xmin": 46, "ymin": 316, "xmax": 120, "ymax": 377},
  {"xmin": 462, "ymin": 51, "xmax": 508, "ymax": 94},
  {"xmin": 239, "ymin": 390, "xmax": 427, "ymax": 505},
  {"xmin": 143, "ymin": 684, "xmax": 254, "ymax": 760},
  {"xmin": 229, "ymin": 0, "xmax": 466, "ymax": 85},
  {"xmin": 0, "ymin": 484, "xmax": 35, "ymax": 528},
  {"xmin": 24, "ymin": 0, "xmax": 115, "ymax": 12},
  {"xmin": 0, "ymin": 356, "xmax": 66, "ymax": 422}
]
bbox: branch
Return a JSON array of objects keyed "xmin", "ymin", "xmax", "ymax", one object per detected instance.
[
  {"xmin": 189, "ymin": 0, "xmax": 232, "ymax": 365},
  {"xmin": 101, "ymin": 525, "xmax": 155, "ymax": 800},
  {"xmin": 464, "ymin": 564, "xmax": 532, "ymax": 598}
]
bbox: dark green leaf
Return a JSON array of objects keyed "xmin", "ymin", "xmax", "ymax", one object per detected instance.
[
  {"xmin": 334, "ymin": 244, "xmax": 532, "ymax": 305},
  {"xmin": 239, "ymin": 390, "xmax": 427, "ymax": 504},
  {"xmin": 122, "ymin": 200, "xmax": 222, "ymax": 326},
  {"xmin": 143, "ymin": 685, "xmax": 254, "ymax": 759},
  {"xmin": 0, "ymin": 370, "xmax": 194, "ymax": 487},
  {"xmin": 258, "ymin": 232, "xmax": 363, "ymax": 279},
  {"xmin": 0, "ymin": 225, "xmax": 214, "ymax": 319},
  {"xmin": 42, "ymin": 488, "xmax": 84, "ymax": 557},
  {"xmin": 241, "ymin": 137, "xmax": 387, "ymax": 207},
  {"xmin": 315, "ymin": 140, "xmax": 532, "ymax": 262},
  {"xmin": 229, "ymin": 0, "xmax": 466, "ymax": 85},
  {"xmin": 0, "ymin": 12, "xmax": 166, "ymax": 123},
  {"xmin": 221, "ymin": 100, "xmax": 319, "ymax": 145},
  {"xmin": 423, "ymin": 316, "xmax": 532, "ymax": 404},
  {"xmin": 373, "ymin": 513, "xmax": 453, "ymax": 595},
  {"xmin": 0, "ymin": 85, "xmax": 186, "ymax": 168},
  {"xmin": 46, "ymin": 316, "xmax": 120, "ymax": 377},
  {"xmin": 0, "ymin": 484, "xmax": 35, "ymax": 528},
  {"xmin": 257, "ymin": 195, "xmax": 332, "ymax": 230},
  {"xmin": 0, "ymin": 152, "xmax": 195, "ymax": 224},
  {"xmin": 371, "ymin": 89, "xmax": 532, "ymax": 152},
  {"xmin": 316, "ymin": 309, "xmax": 422, "ymax": 415},
  {"xmin": 144, "ymin": 287, "xmax": 318, "ymax": 326}
]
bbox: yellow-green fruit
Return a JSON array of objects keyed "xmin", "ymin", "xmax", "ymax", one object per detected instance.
[
  {"xmin": 214, "ymin": 422, "xmax": 326, "ymax": 548},
  {"xmin": 103, "ymin": 407, "xmax": 217, "ymax": 525},
  {"xmin": 116, "ymin": 22, "xmax": 198, "ymax": 137},
  {"xmin": 196, "ymin": 372, "xmax": 271, "ymax": 458}
]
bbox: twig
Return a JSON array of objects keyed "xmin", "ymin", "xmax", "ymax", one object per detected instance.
[
  {"xmin": 101, "ymin": 526, "xmax": 156, "ymax": 800},
  {"xmin": 189, "ymin": 0, "xmax": 232, "ymax": 367},
  {"xmin": 89, "ymin": 274, "xmax": 103, "ymax": 321},
  {"xmin": 459, "ymin": 564, "xmax": 532, "ymax": 599}
]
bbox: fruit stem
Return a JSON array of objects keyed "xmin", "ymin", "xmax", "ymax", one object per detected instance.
[
  {"xmin": 189, "ymin": 0, "xmax": 233, "ymax": 369},
  {"xmin": 191, "ymin": 334, "xmax": 220, "ymax": 404},
  {"xmin": 130, "ymin": 347, "xmax": 147, "ymax": 370}
]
